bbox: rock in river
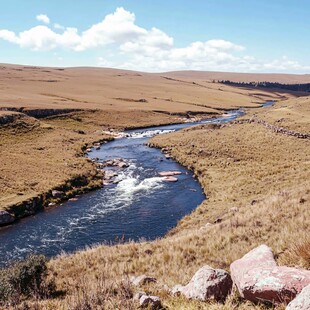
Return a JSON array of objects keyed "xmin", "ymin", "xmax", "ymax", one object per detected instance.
[
  {"xmin": 0, "ymin": 211, "xmax": 15, "ymax": 226},
  {"xmin": 159, "ymin": 171, "xmax": 182, "ymax": 176},
  {"xmin": 162, "ymin": 176, "xmax": 178, "ymax": 182}
]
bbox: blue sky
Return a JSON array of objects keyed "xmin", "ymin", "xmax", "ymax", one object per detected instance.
[{"xmin": 0, "ymin": 0, "xmax": 309, "ymax": 73}]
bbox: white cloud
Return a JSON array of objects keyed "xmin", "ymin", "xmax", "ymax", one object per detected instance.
[
  {"xmin": 0, "ymin": 29, "xmax": 18, "ymax": 43},
  {"xmin": 75, "ymin": 7, "xmax": 147, "ymax": 51},
  {"xmin": 54, "ymin": 23, "xmax": 64, "ymax": 30},
  {"xmin": 0, "ymin": 8, "xmax": 309, "ymax": 73},
  {"xmin": 36, "ymin": 14, "xmax": 50, "ymax": 25}
]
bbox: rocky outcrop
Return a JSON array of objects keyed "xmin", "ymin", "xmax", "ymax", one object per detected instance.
[
  {"xmin": 286, "ymin": 284, "xmax": 310, "ymax": 310},
  {"xmin": 0, "ymin": 112, "xmax": 23, "ymax": 125},
  {"xmin": 176, "ymin": 265, "xmax": 233, "ymax": 302},
  {"xmin": 6, "ymin": 194, "xmax": 45, "ymax": 219},
  {"xmin": 230, "ymin": 245, "xmax": 310, "ymax": 304},
  {"xmin": 0, "ymin": 211, "xmax": 15, "ymax": 226},
  {"xmin": 0, "ymin": 107, "xmax": 81, "ymax": 119},
  {"xmin": 1, "ymin": 171, "xmax": 103, "ymax": 227}
]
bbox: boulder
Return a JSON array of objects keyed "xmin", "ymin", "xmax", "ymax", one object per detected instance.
[
  {"xmin": 104, "ymin": 170, "xmax": 118, "ymax": 180},
  {"xmin": 159, "ymin": 171, "xmax": 182, "ymax": 177},
  {"xmin": 118, "ymin": 162, "xmax": 129, "ymax": 168},
  {"xmin": 139, "ymin": 295, "xmax": 162, "ymax": 309},
  {"xmin": 162, "ymin": 176, "xmax": 178, "ymax": 182},
  {"xmin": 130, "ymin": 275, "xmax": 157, "ymax": 286},
  {"xmin": 230, "ymin": 245, "xmax": 310, "ymax": 304},
  {"xmin": 180, "ymin": 265, "xmax": 233, "ymax": 302},
  {"xmin": 286, "ymin": 284, "xmax": 310, "ymax": 310},
  {"xmin": 0, "ymin": 211, "xmax": 15, "ymax": 226}
]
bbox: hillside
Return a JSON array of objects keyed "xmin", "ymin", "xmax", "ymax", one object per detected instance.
[{"xmin": 1, "ymin": 64, "xmax": 306, "ymax": 113}]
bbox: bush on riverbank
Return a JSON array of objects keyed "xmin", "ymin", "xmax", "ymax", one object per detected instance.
[{"xmin": 0, "ymin": 255, "xmax": 55, "ymax": 306}]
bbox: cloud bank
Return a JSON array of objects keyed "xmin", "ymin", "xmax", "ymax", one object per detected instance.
[{"xmin": 0, "ymin": 7, "xmax": 308, "ymax": 72}]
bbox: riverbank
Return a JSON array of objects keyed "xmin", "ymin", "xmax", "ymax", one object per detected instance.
[
  {"xmin": 3, "ymin": 96, "xmax": 307, "ymax": 309},
  {"xmin": 0, "ymin": 109, "xmax": 189, "ymax": 226}
]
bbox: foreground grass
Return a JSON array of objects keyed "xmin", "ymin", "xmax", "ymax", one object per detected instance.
[
  {"xmin": 12, "ymin": 180, "xmax": 307, "ymax": 309},
  {"xmin": 6, "ymin": 99, "xmax": 308, "ymax": 309}
]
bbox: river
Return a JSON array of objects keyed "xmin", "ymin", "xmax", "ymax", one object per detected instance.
[{"xmin": 0, "ymin": 107, "xmax": 251, "ymax": 266}]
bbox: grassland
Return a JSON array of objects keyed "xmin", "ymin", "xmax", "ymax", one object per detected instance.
[
  {"xmin": 1, "ymin": 64, "xmax": 295, "ymax": 213},
  {"xmin": 12, "ymin": 116, "xmax": 310, "ymax": 308},
  {"xmin": 0, "ymin": 64, "xmax": 309, "ymax": 309},
  {"xmin": 1, "ymin": 64, "xmax": 305, "ymax": 112}
]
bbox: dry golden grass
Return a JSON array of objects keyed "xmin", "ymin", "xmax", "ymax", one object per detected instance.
[
  {"xmin": 0, "ymin": 114, "xmax": 105, "ymax": 210},
  {"xmin": 1, "ymin": 64, "xmax": 299, "ymax": 212},
  {"xmin": 8, "ymin": 104, "xmax": 307, "ymax": 309},
  {"xmin": 247, "ymin": 95, "xmax": 310, "ymax": 133},
  {"xmin": 150, "ymin": 119, "xmax": 310, "ymax": 236},
  {"xmin": 1, "ymin": 65, "xmax": 309, "ymax": 309},
  {"xmin": 0, "ymin": 64, "xmax": 302, "ymax": 114},
  {"xmin": 16, "ymin": 182, "xmax": 306, "ymax": 309}
]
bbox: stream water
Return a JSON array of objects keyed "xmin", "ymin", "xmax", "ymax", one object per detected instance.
[{"xmin": 0, "ymin": 108, "xmax": 250, "ymax": 266}]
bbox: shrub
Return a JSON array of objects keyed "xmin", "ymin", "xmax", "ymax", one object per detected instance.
[{"xmin": 0, "ymin": 255, "xmax": 55, "ymax": 305}]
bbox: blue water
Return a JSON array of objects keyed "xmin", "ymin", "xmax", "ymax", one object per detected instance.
[
  {"xmin": 262, "ymin": 100, "xmax": 276, "ymax": 108},
  {"xmin": 0, "ymin": 110, "xmax": 244, "ymax": 266}
]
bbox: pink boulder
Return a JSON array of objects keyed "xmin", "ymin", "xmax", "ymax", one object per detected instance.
[
  {"xmin": 180, "ymin": 265, "xmax": 233, "ymax": 302},
  {"xmin": 159, "ymin": 171, "xmax": 182, "ymax": 176},
  {"xmin": 230, "ymin": 245, "xmax": 310, "ymax": 305},
  {"xmin": 286, "ymin": 284, "xmax": 310, "ymax": 310}
]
